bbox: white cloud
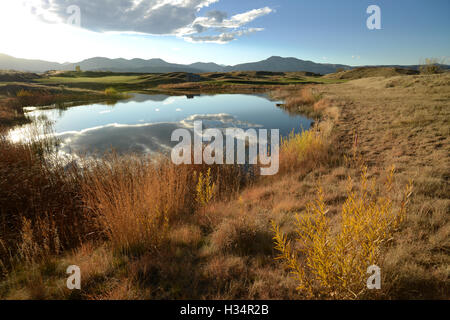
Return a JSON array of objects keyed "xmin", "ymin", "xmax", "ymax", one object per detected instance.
[
  {"xmin": 185, "ymin": 28, "xmax": 264, "ymax": 44},
  {"xmin": 26, "ymin": 0, "xmax": 272, "ymax": 43},
  {"xmin": 187, "ymin": 7, "xmax": 272, "ymax": 30}
]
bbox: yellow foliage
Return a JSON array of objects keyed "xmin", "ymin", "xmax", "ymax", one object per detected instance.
[
  {"xmin": 281, "ymin": 129, "xmax": 325, "ymax": 161},
  {"xmin": 104, "ymin": 87, "xmax": 119, "ymax": 96},
  {"xmin": 16, "ymin": 89, "xmax": 33, "ymax": 97},
  {"xmin": 196, "ymin": 168, "xmax": 216, "ymax": 207},
  {"xmin": 272, "ymin": 166, "xmax": 413, "ymax": 299},
  {"xmin": 279, "ymin": 128, "xmax": 328, "ymax": 173}
]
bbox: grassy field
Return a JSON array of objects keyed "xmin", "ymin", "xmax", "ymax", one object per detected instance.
[
  {"xmin": 0, "ymin": 69, "xmax": 448, "ymax": 299},
  {"xmin": 36, "ymin": 71, "xmax": 344, "ymax": 91}
]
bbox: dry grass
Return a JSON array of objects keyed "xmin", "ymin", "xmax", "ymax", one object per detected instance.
[
  {"xmin": 0, "ymin": 73, "xmax": 448, "ymax": 300},
  {"xmin": 314, "ymin": 73, "xmax": 450, "ymax": 299},
  {"xmin": 279, "ymin": 128, "xmax": 331, "ymax": 174},
  {"xmin": 271, "ymin": 87, "xmax": 324, "ymax": 119},
  {"xmin": 0, "ymin": 134, "xmax": 90, "ymax": 271},
  {"xmin": 82, "ymin": 156, "xmax": 194, "ymax": 254},
  {"xmin": 82, "ymin": 154, "xmax": 252, "ymax": 254}
]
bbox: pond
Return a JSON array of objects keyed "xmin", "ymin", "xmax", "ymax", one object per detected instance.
[{"xmin": 9, "ymin": 93, "xmax": 313, "ymax": 158}]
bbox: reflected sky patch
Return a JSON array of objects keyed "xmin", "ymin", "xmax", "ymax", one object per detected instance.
[{"xmin": 9, "ymin": 93, "xmax": 313, "ymax": 158}]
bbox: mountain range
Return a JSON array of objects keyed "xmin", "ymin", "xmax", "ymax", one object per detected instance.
[{"xmin": 0, "ymin": 53, "xmax": 448, "ymax": 75}]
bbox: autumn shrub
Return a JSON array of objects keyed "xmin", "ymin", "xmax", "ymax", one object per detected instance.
[
  {"xmin": 104, "ymin": 87, "xmax": 119, "ymax": 96},
  {"xmin": 195, "ymin": 168, "xmax": 216, "ymax": 207},
  {"xmin": 270, "ymin": 86, "xmax": 333, "ymax": 119},
  {"xmin": 272, "ymin": 166, "xmax": 413, "ymax": 299},
  {"xmin": 419, "ymin": 58, "xmax": 443, "ymax": 75}
]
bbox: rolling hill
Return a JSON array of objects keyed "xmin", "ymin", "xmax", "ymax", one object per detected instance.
[
  {"xmin": 1, "ymin": 53, "xmax": 448, "ymax": 75},
  {"xmin": 0, "ymin": 53, "xmax": 351, "ymax": 74}
]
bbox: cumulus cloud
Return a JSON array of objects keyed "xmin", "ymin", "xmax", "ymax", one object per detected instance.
[
  {"xmin": 177, "ymin": 6, "xmax": 272, "ymax": 42},
  {"xmin": 27, "ymin": 0, "xmax": 272, "ymax": 43},
  {"xmin": 190, "ymin": 7, "xmax": 272, "ymax": 29}
]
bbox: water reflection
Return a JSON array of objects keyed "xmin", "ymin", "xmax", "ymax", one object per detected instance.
[{"xmin": 9, "ymin": 93, "xmax": 313, "ymax": 158}]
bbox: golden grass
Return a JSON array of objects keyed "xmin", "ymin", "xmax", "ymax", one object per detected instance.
[
  {"xmin": 271, "ymin": 87, "xmax": 325, "ymax": 119},
  {"xmin": 279, "ymin": 128, "xmax": 330, "ymax": 174},
  {"xmin": 81, "ymin": 154, "xmax": 250, "ymax": 254},
  {"xmin": 83, "ymin": 156, "xmax": 189, "ymax": 253}
]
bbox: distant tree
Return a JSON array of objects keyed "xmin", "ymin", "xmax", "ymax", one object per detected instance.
[{"xmin": 75, "ymin": 65, "xmax": 81, "ymax": 72}]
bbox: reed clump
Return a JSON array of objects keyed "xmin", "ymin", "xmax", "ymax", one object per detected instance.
[
  {"xmin": 0, "ymin": 133, "xmax": 89, "ymax": 269},
  {"xmin": 279, "ymin": 128, "xmax": 330, "ymax": 174},
  {"xmin": 82, "ymin": 156, "xmax": 195, "ymax": 253},
  {"xmin": 81, "ymin": 155, "xmax": 251, "ymax": 254},
  {"xmin": 272, "ymin": 87, "xmax": 324, "ymax": 118},
  {"xmin": 285, "ymin": 88, "xmax": 317, "ymax": 106}
]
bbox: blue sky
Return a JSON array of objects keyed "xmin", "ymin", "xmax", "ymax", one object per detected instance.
[{"xmin": 0, "ymin": 0, "xmax": 449, "ymax": 65}]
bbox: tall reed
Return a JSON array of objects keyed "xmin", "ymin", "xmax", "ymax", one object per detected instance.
[
  {"xmin": 82, "ymin": 154, "xmax": 253, "ymax": 254},
  {"xmin": 279, "ymin": 128, "xmax": 330, "ymax": 174}
]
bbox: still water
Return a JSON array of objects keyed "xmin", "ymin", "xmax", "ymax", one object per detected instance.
[{"xmin": 10, "ymin": 93, "xmax": 312, "ymax": 157}]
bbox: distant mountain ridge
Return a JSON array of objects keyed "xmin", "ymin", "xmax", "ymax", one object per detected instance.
[
  {"xmin": 225, "ymin": 56, "xmax": 352, "ymax": 74},
  {"xmin": 0, "ymin": 53, "xmax": 448, "ymax": 75}
]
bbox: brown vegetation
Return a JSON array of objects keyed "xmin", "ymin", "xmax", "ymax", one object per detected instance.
[{"xmin": 0, "ymin": 73, "xmax": 448, "ymax": 300}]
